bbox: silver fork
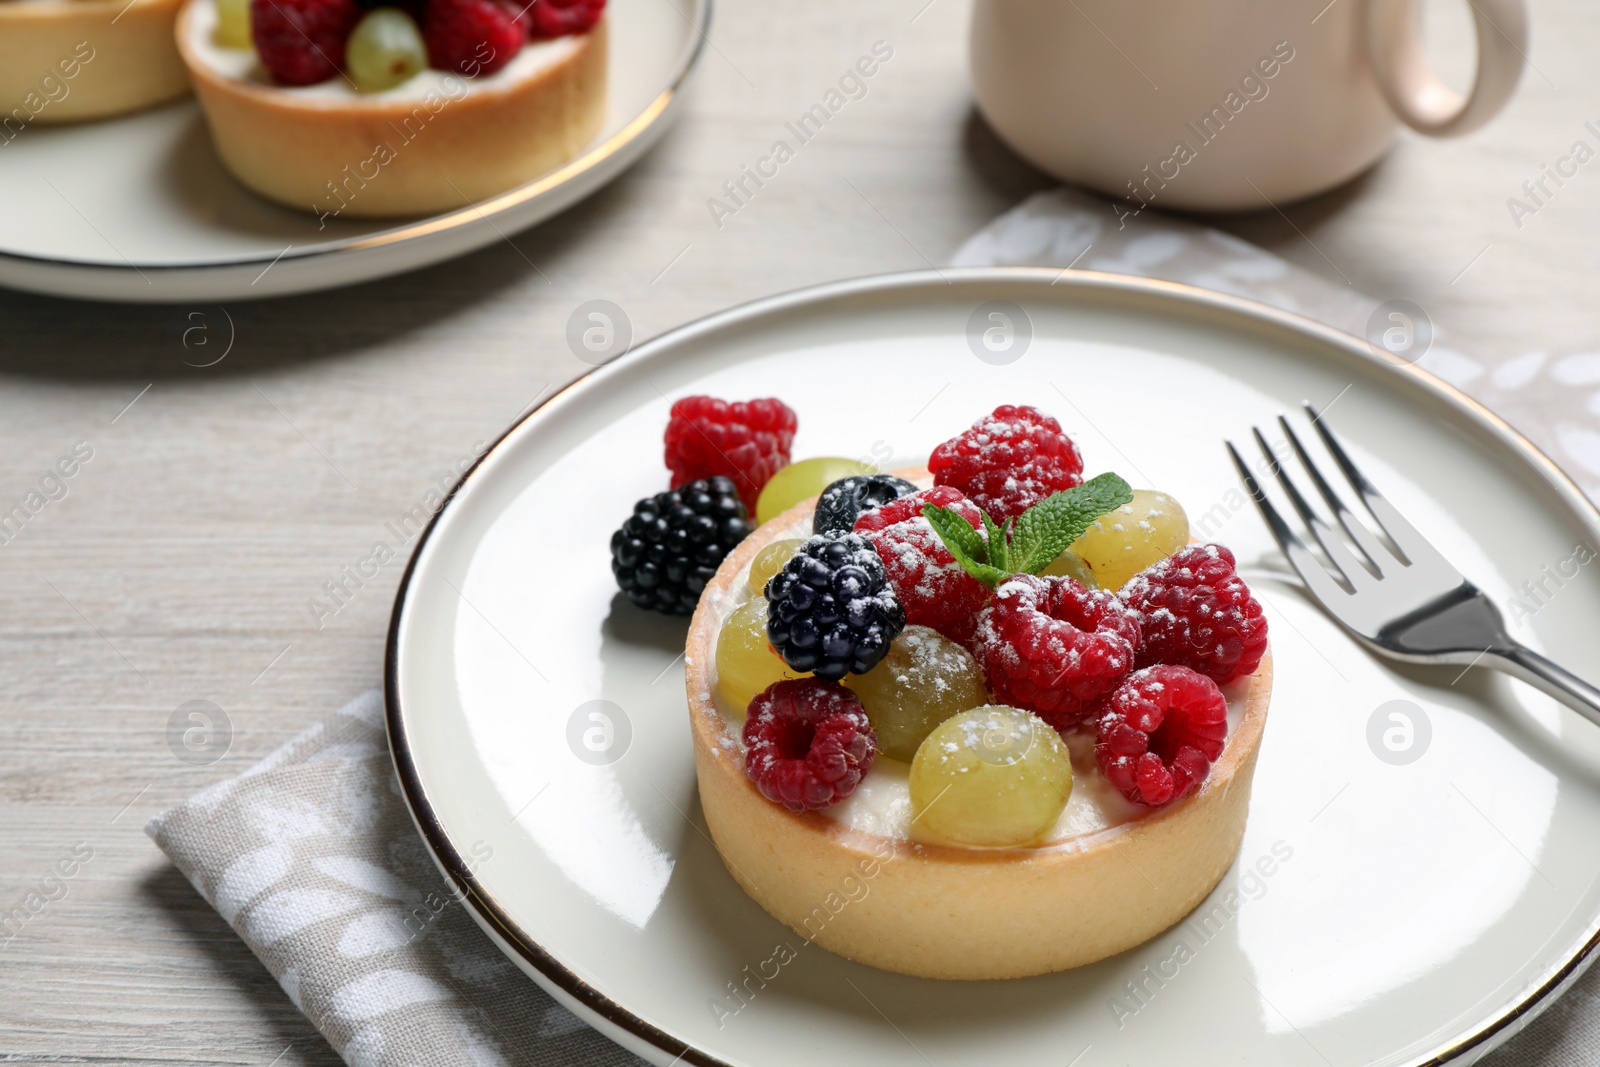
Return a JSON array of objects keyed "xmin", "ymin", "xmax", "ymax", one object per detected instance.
[{"xmin": 1228, "ymin": 405, "xmax": 1600, "ymax": 726}]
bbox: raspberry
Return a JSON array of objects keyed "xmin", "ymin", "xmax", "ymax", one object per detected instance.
[
  {"xmin": 1120, "ymin": 544, "xmax": 1268, "ymax": 685},
  {"xmin": 664, "ymin": 396, "xmax": 797, "ymax": 514},
  {"xmin": 609, "ymin": 476, "xmax": 751, "ymax": 615},
  {"xmin": 969, "ymin": 574, "xmax": 1140, "ymax": 729},
  {"xmin": 852, "ymin": 486, "xmax": 990, "ymax": 644},
  {"xmin": 422, "ymin": 0, "xmax": 525, "ymax": 76},
  {"xmin": 251, "ymin": 0, "xmax": 363, "ymax": 85},
  {"xmin": 927, "ymin": 405, "xmax": 1085, "ymax": 522},
  {"xmin": 1095, "ymin": 665, "xmax": 1228, "ymax": 806},
  {"xmin": 765, "ymin": 532, "xmax": 905, "ymax": 680},
  {"xmin": 742, "ymin": 679, "xmax": 877, "ymax": 811},
  {"xmin": 526, "ymin": 0, "xmax": 604, "ymax": 36}
]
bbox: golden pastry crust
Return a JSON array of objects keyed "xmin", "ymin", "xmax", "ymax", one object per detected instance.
[
  {"xmin": 0, "ymin": 0, "xmax": 189, "ymax": 126},
  {"xmin": 685, "ymin": 469, "xmax": 1272, "ymax": 980},
  {"xmin": 175, "ymin": 3, "xmax": 608, "ymax": 217}
]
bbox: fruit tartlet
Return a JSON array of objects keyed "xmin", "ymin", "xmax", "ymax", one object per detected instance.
[
  {"xmin": 1, "ymin": 0, "xmax": 189, "ymax": 126},
  {"xmin": 175, "ymin": 0, "xmax": 607, "ymax": 217},
  {"xmin": 611, "ymin": 399, "xmax": 1271, "ymax": 980}
]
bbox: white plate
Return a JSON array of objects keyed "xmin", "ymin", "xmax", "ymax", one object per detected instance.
[
  {"xmin": 385, "ymin": 270, "xmax": 1600, "ymax": 1067},
  {"xmin": 0, "ymin": 0, "xmax": 706, "ymax": 302}
]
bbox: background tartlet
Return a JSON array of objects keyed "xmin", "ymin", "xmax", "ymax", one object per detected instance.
[
  {"xmin": 0, "ymin": 0, "xmax": 189, "ymax": 125},
  {"xmin": 175, "ymin": 1, "xmax": 608, "ymax": 217}
]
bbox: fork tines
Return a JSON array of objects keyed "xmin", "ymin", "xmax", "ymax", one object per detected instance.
[{"xmin": 1227, "ymin": 404, "xmax": 1455, "ymax": 602}]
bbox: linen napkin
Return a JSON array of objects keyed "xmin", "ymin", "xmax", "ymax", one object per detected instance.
[
  {"xmin": 147, "ymin": 691, "xmax": 648, "ymax": 1067},
  {"xmin": 147, "ymin": 188, "xmax": 1600, "ymax": 1067}
]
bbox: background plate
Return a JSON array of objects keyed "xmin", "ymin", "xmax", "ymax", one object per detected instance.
[
  {"xmin": 0, "ymin": 0, "xmax": 705, "ymax": 303},
  {"xmin": 387, "ymin": 270, "xmax": 1600, "ymax": 1067}
]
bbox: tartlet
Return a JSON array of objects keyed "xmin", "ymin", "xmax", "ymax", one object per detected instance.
[
  {"xmin": 0, "ymin": 0, "xmax": 189, "ymax": 125},
  {"xmin": 684, "ymin": 471, "xmax": 1273, "ymax": 981},
  {"xmin": 175, "ymin": 0, "xmax": 607, "ymax": 218}
]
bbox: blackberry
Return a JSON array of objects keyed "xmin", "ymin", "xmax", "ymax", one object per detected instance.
[
  {"xmin": 813, "ymin": 473, "xmax": 920, "ymax": 535},
  {"xmin": 611, "ymin": 476, "xmax": 751, "ymax": 615},
  {"xmin": 765, "ymin": 532, "xmax": 905, "ymax": 680}
]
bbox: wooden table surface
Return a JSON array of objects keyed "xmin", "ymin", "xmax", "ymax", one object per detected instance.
[{"xmin": 1, "ymin": 0, "xmax": 1596, "ymax": 1063}]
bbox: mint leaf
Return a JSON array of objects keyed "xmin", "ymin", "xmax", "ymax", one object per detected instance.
[
  {"xmin": 920, "ymin": 473, "xmax": 1133, "ymax": 586},
  {"xmin": 955, "ymin": 556, "xmax": 1012, "ymax": 587},
  {"xmin": 1007, "ymin": 510, "xmax": 1039, "ymax": 566},
  {"xmin": 1012, "ymin": 472, "xmax": 1133, "ymax": 574},
  {"xmin": 980, "ymin": 510, "xmax": 1008, "ymax": 572},
  {"xmin": 921, "ymin": 504, "xmax": 1010, "ymax": 588},
  {"xmin": 922, "ymin": 504, "xmax": 986, "ymax": 562}
]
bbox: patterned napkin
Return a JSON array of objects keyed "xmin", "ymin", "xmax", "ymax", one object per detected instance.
[
  {"xmin": 147, "ymin": 188, "xmax": 1600, "ymax": 1066},
  {"xmin": 147, "ymin": 691, "xmax": 647, "ymax": 1067}
]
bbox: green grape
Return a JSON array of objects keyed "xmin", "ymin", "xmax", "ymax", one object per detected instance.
[
  {"xmin": 214, "ymin": 0, "xmax": 252, "ymax": 49},
  {"xmin": 747, "ymin": 538, "xmax": 804, "ymax": 595},
  {"xmin": 755, "ymin": 457, "xmax": 876, "ymax": 526},
  {"xmin": 345, "ymin": 9, "xmax": 427, "ymax": 94},
  {"xmin": 844, "ymin": 626, "xmax": 989, "ymax": 762},
  {"xmin": 909, "ymin": 705, "xmax": 1072, "ymax": 848},
  {"xmin": 1069, "ymin": 489, "xmax": 1189, "ymax": 591},
  {"xmin": 1040, "ymin": 547, "xmax": 1097, "ymax": 587},
  {"xmin": 714, "ymin": 597, "xmax": 807, "ymax": 716}
]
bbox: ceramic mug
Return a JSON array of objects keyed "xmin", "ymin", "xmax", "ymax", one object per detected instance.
[{"xmin": 970, "ymin": 0, "xmax": 1528, "ymax": 213}]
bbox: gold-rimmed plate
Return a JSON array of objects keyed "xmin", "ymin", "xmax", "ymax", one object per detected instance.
[
  {"xmin": 387, "ymin": 269, "xmax": 1600, "ymax": 1066},
  {"xmin": 0, "ymin": 0, "xmax": 706, "ymax": 302}
]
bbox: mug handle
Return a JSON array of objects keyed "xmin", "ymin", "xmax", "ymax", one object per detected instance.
[{"xmin": 1365, "ymin": 0, "xmax": 1528, "ymax": 137}]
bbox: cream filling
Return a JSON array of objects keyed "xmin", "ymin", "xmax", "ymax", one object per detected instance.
[
  {"xmin": 702, "ymin": 513, "xmax": 1247, "ymax": 849},
  {"xmin": 184, "ymin": 0, "xmax": 582, "ymax": 101}
]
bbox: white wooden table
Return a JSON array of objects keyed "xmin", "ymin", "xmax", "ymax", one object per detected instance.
[{"xmin": 1, "ymin": 0, "xmax": 1595, "ymax": 1063}]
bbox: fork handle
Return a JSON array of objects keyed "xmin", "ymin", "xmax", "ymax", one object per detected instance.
[{"xmin": 1490, "ymin": 644, "xmax": 1600, "ymax": 728}]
